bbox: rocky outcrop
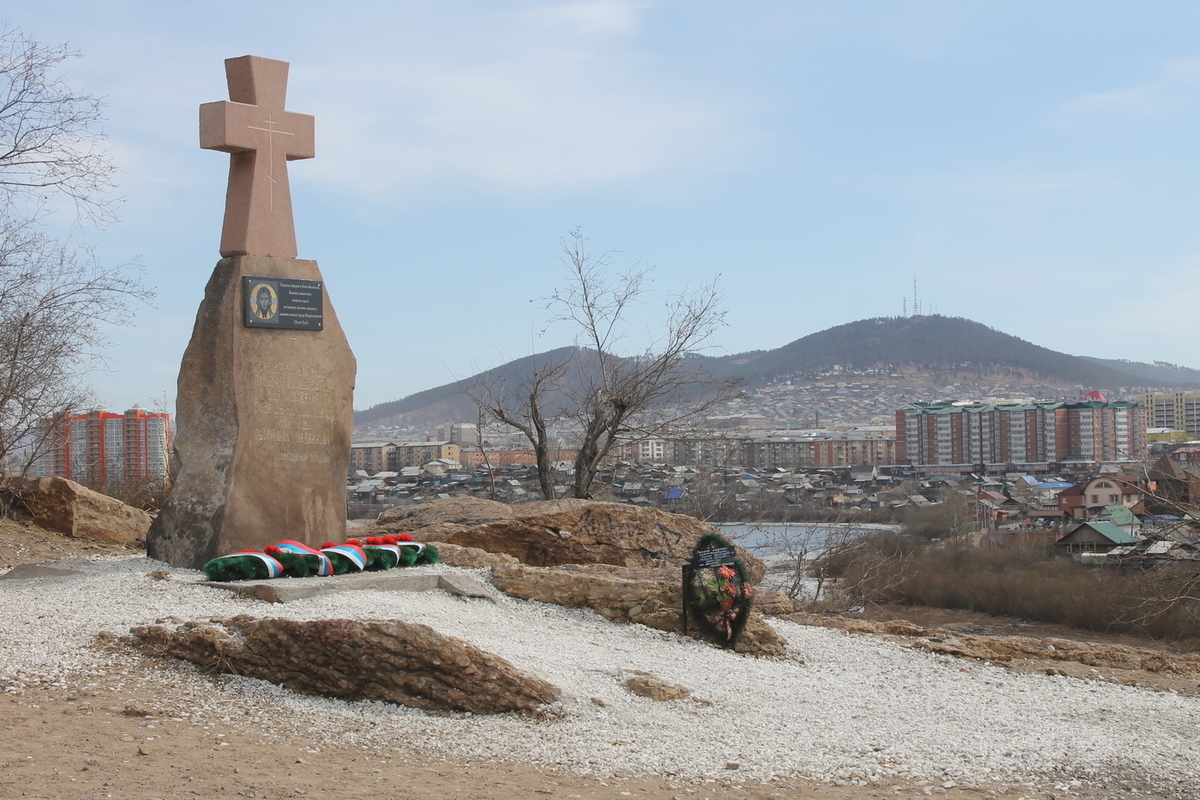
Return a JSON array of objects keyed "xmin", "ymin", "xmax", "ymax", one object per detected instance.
[
  {"xmin": 378, "ymin": 497, "xmax": 514, "ymax": 539},
  {"xmin": 490, "ymin": 563, "xmax": 787, "ymax": 657},
  {"xmin": 129, "ymin": 615, "xmax": 560, "ymax": 714},
  {"xmin": 433, "ymin": 542, "xmax": 521, "ymax": 569},
  {"xmin": 787, "ymin": 613, "xmax": 1200, "ymax": 674},
  {"xmin": 0, "ymin": 473, "xmax": 151, "ymax": 545},
  {"xmin": 752, "ymin": 590, "xmax": 795, "ymax": 617},
  {"xmin": 375, "ymin": 498, "xmax": 765, "ymax": 583}
]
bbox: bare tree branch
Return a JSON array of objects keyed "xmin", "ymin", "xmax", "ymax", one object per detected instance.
[
  {"xmin": 467, "ymin": 353, "xmax": 570, "ymax": 501},
  {"xmin": 0, "ymin": 25, "xmax": 118, "ymax": 226},
  {"xmin": 548, "ymin": 228, "xmax": 738, "ymax": 498},
  {"xmin": 0, "ymin": 221, "xmax": 150, "ymax": 471},
  {"xmin": 0, "ymin": 26, "xmax": 150, "ymax": 488}
]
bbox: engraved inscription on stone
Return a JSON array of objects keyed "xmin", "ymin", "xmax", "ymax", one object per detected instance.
[{"xmin": 251, "ymin": 363, "xmax": 335, "ymax": 464}]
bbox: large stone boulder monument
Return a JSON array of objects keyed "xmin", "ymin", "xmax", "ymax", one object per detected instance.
[{"xmin": 148, "ymin": 56, "xmax": 356, "ymax": 568}]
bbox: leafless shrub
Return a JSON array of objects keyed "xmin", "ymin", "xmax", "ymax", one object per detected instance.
[
  {"xmin": 97, "ymin": 477, "xmax": 172, "ymax": 512},
  {"xmin": 817, "ymin": 532, "xmax": 919, "ymax": 610},
  {"xmin": 736, "ymin": 512, "xmax": 904, "ymax": 610},
  {"xmin": 900, "ymin": 490, "xmax": 975, "ymax": 540},
  {"xmin": 830, "ymin": 541, "xmax": 1200, "ymax": 642},
  {"xmin": 1116, "ymin": 561, "xmax": 1200, "ymax": 643}
]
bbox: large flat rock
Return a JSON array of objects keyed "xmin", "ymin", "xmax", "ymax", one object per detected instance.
[
  {"xmin": 130, "ymin": 615, "xmax": 558, "ymax": 714},
  {"xmin": 0, "ymin": 473, "xmax": 151, "ymax": 545},
  {"xmin": 375, "ymin": 497, "xmax": 767, "ymax": 582}
]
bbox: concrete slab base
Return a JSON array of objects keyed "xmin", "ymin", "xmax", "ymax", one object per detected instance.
[{"xmin": 199, "ymin": 569, "xmax": 500, "ymax": 604}]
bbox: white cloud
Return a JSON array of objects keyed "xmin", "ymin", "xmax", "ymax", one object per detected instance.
[
  {"xmin": 520, "ymin": 0, "xmax": 644, "ymax": 39},
  {"xmin": 290, "ymin": 1, "xmax": 739, "ymax": 200},
  {"xmin": 15, "ymin": 1, "xmax": 742, "ymax": 206},
  {"xmin": 1057, "ymin": 57, "xmax": 1200, "ymax": 121}
]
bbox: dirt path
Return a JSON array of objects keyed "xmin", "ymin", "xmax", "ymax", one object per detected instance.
[{"xmin": 2, "ymin": 677, "xmax": 1021, "ymax": 800}]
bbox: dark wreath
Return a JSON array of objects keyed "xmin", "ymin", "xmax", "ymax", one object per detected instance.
[{"xmin": 684, "ymin": 531, "xmax": 756, "ymax": 648}]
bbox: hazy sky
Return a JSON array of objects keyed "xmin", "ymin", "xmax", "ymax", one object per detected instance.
[{"xmin": 7, "ymin": 1, "xmax": 1200, "ymax": 412}]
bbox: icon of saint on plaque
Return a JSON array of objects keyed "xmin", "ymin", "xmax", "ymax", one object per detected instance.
[{"xmin": 249, "ymin": 283, "xmax": 278, "ymax": 320}]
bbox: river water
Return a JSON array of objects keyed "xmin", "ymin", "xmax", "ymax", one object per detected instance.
[
  {"xmin": 714, "ymin": 521, "xmax": 899, "ymax": 555},
  {"xmin": 713, "ymin": 521, "xmax": 898, "ymax": 597}
]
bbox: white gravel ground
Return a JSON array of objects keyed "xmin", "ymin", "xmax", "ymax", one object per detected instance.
[{"xmin": 2, "ymin": 556, "xmax": 1199, "ymax": 794}]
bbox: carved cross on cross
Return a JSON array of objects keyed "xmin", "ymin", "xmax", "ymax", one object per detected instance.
[{"xmin": 200, "ymin": 56, "xmax": 315, "ymax": 259}]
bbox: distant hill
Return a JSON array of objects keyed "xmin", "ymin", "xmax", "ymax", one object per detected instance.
[
  {"xmin": 355, "ymin": 347, "xmax": 579, "ymax": 429},
  {"xmin": 355, "ymin": 315, "xmax": 1200, "ymax": 428},
  {"xmin": 707, "ymin": 315, "xmax": 1152, "ymax": 387},
  {"xmin": 1081, "ymin": 357, "xmax": 1200, "ymax": 387}
]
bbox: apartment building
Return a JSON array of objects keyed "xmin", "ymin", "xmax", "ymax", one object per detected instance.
[
  {"xmin": 388, "ymin": 441, "xmax": 462, "ymax": 469},
  {"xmin": 1140, "ymin": 391, "xmax": 1200, "ymax": 438},
  {"xmin": 439, "ymin": 422, "xmax": 480, "ymax": 445},
  {"xmin": 895, "ymin": 400, "xmax": 1144, "ymax": 467},
  {"xmin": 743, "ymin": 431, "xmax": 896, "ymax": 470},
  {"xmin": 349, "ymin": 441, "xmax": 396, "ymax": 474},
  {"xmin": 31, "ymin": 406, "xmax": 172, "ymax": 487},
  {"xmin": 612, "ymin": 430, "xmax": 896, "ymax": 470},
  {"xmin": 458, "ymin": 447, "xmax": 577, "ymax": 469}
]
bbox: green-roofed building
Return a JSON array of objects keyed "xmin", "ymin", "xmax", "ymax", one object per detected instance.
[{"xmin": 1056, "ymin": 520, "xmax": 1140, "ymax": 554}]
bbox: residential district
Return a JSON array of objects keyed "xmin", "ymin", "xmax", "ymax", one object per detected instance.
[{"xmin": 25, "ymin": 390, "xmax": 1200, "ymax": 564}]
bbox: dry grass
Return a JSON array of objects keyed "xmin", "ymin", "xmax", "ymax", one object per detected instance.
[{"xmin": 832, "ymin": 537, "xmax": 1200, "ymax": 644}]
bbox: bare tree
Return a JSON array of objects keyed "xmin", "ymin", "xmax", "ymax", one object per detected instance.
[
  {"xmin": 549, "ymin": 227, "xmax": 737, "ymax": 498},
  {"xmin": 471, "ymin": 228, "xmax": 736, "ymax": 501},
  {"xmin": 471, "ymin": 353, "xmax": 570, "ymax": 500},
  {"xmin": 0, "ymin": 223, "xmax": 147, "ymax": 470},
  {"xmin": 0, "ymin": 27, "xmax": 149, "ymax": 484}
]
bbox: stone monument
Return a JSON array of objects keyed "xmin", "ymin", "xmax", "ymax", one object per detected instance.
[{"xmin": 148, "ymin": 56, "xmax": 356, "ymax": 569}]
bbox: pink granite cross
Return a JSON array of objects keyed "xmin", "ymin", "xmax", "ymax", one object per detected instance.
[{"xmin": 200, "ymin": 56, "xmax": 315, "ymax": 259}]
